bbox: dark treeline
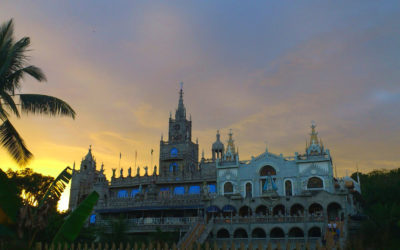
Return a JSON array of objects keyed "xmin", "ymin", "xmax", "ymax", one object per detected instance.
[{"xmin": 348, "ymin": 168, "xmax": 400, "ymax": 250}]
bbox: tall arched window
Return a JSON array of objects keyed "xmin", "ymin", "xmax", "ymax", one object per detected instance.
[
  {"xmin": 245, "ymin": 182, "xmax": 252, "ymax": 198},
  {"xmin": 285, "ymin": 180, "xmax": 293, "ymax": 196},
  {"xmin": 224, "ymin": 182, "xmax": 233, "ymax": 194},
  {"xmin": 307, "ymin": 177, "xmax": 324, "ymax": 189}
]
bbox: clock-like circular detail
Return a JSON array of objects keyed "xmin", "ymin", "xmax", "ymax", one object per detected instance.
[
  {"xmin": 174, "ymin": 124, "xmax": 180, "ymax": 130},
  {"xmin": 170, "ymin": 148, "xmax": 178, "ymax": 157}
]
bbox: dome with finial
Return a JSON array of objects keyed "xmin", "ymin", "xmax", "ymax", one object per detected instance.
[{"xmin": 212, "ymin": 130, "xmax": 224, "ymax": 151}]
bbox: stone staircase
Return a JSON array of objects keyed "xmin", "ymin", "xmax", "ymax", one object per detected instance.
[
  {"xmin": 197, "ymin": 221, "xmax": 214, "ymax": 244},
  {"xmin": 177, "ymin": 221, "xmax": 205, "ymax": 249},
  {"xmin": 321, "ymin": 221, "xmax": 345, "ymax": 250}
]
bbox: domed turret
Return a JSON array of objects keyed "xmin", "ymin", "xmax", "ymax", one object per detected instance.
[{"xmin": 212, "ymin": 130, "xmax": 224, "ymax": 161}]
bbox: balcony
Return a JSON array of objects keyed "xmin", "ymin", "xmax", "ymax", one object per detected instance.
[{"xmin": 96, "ymin": 217, "xmax": 200, "ymax": 233}]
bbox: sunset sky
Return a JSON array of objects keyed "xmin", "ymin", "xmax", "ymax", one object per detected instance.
[{"xmin": 1, "ymin": 1, "xmax": 399, "ymax": 211}]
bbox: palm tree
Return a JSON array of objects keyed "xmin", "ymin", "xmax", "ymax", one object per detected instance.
[{"xmin": 0, "ymin": 19, "xmax": 75, "ymax": 166}]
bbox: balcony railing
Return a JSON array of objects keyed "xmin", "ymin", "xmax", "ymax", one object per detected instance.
[{"xmin": 212, "ymin": 215, "xmax": 324, "ymax": 224}]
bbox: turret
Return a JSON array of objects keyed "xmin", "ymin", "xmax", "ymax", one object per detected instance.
[{"xmin": 212, "ymin": 130, "xmax": 224, "ymax": 161}]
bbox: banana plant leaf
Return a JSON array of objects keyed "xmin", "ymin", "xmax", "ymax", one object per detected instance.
[
  {"xmin": 0, "ymin": 169, "xmax": 20, "ymax": 225},
  {"xmin": 37, "ymin": 166, "xmax": 72, "ymax": 209},
  {"xmin": 51, "ymin": 191, "xmax": 99, "ymax": 245}
]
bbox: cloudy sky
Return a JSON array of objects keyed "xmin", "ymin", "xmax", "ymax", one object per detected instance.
[{"xmin": 1, "ymin": 1, "xmax": 399, "ymax": 210}]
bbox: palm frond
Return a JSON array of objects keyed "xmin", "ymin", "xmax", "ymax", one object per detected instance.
[
  {"xmin": 0, "ymin": 119, "xmax": 32, "ymax": 166},
  {"xmin": 37, "ymin": 166, "xmax": 72, "ymax": 209},
  {"xmin": 0, "ymin": 168, "xmax": 21, "ymax": 225},
  {"xmin": 0, "ymin": 104, "xmax": 9, "ymax": 121},
  {"xmin": 20, "ymin": 65, "xmax": 46, "ymax": 82},
  {"xmin": 0, "ymin": 19, "xmax": 14, "ymax": 48},
  {"xmin": 0, "ymin": 37, "xmax": 31, "ymax": 88},
  {"xmin": 52, "ymin": 191, "xmax": 99, "ymax": 245},
  {"xmin": 0, "ymin": 90, "xmax": 20, "ymax": 117},
  {"xmin": 19, "ymin": 94, "xmax": 76, "ymax": 119}
]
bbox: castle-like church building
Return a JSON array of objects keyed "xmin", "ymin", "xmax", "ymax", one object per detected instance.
[{"xmin": 69, "ymin": 85, "xmax": 361, "ymax": 248}]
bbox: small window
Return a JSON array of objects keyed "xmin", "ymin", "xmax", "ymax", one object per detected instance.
[
  {"xmin": 224, "ymin": 182, "xmax": 233, "ymax": 194},
  {"xmin": 131, "ymin": 189, "xmax": 139, "ymax": 197},
  {"xmin": 170, "ymin": 148, "xmax": 178, "ymax": 157},
  {"xmin": 169, "ymin": 162, "xmax": 178, "ymax": 172},
  {"xmin": 160, "ymin": 187, "xmax": 170, "ymax": 192},
  {"xmin": 174, "ymin": 186, "xmax": 185, "ymax": 195},
  {"xmin": 285, "ymin": 180, "xmax": 293, "ymax": 196},
  {"xmin": 117, "ymin": 190, "xmax": 128, "ymax": 198},
  {"xmin": 208, "ymin": 184, "xmax": 216, "ymax": 193},
  {"xmin": 189, "ymin": 186, "xmax": 200, "ymax": 194},
  {"xmin": 246, "ymin": 182, "xmax": 252, "ymax": 198},
  {"xmin": 89, "ymin": 214, "xmax": 96, "ymax": 224}
]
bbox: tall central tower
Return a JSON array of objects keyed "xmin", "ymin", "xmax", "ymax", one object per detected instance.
[{"xmin": 159, "ymin": 83, "xmax": 199, "ymax": 179}]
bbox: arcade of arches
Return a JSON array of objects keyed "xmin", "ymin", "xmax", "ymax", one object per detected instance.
[{"xmin": 215, "ymin": 226, "xmax": 322, "ymax": 239}]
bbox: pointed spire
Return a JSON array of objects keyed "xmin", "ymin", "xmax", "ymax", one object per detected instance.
[
  {"xmin": 175, "ymin": 82, "xmax": 186, "ymax": 119},
  {"xmin": 310, "ymin": 121, "xmax": 319, "ymax": 145},
  {"xmin": 202, "ymin": 149, "xmax": 205, "ymax": 159},
  {"xmin": 227, "ymin": 129, "xmax": 236, "ymax": 154},
  {"xmin": 161, "ymin": 133, "xmax": 163, "ymax": 141},
  {"xmin": 85, "ymin": 145, "xmax": 93, "ymax": 161}
]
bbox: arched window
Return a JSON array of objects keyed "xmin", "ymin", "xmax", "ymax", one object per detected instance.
[
  {"xmin": 233, "ymin": 228, "xmax": 248, "ymax": 238},
  {"xmin": 270, "ymin": 227, "xmax": 285, "ymax": 238},
  {"xmin": 307, "ymin": 177, "xmax": 323, "ymax": 189},
  {"xmin": 170, "ymin": 148, "xmax": 178, "ymax": 157},
  {"xmin": 131, "ymin": 189, "xmax": 139, "ymax": 197},
  {"xmin": 117, "ymin": 190, "xmax": 128, "ymax": 198},
  {"xmin": 288, "ymin": 227, "xmax": 304, "ymax": 238},
  {"xmin": 169, "ymin": 162, "xmax": 179, "ymax": 173},
  {"xmin": 224, "ymin": 182, "xmax": 233, "ymax": 194},
  {"xmin": 285, "ymin": 180, "xmax": 293, "ymax": 196},
  {"xmin": 327, "ymin": 202, "xmax": 342, "ymax": 220},
  {"xmin": 245, "ymin": 182, "xmax": 252, "ymax": 198},
  {"xmin": 260, "ymin": 165, "xmax": 276, "ymax": 176},
  {"xmin": 309, "ymin": 203, "xmax": 323, "ymax": 215},
  {"xmin": 239, "ymin": 206, "xmax": 252, "ymax": 217},
  {"xmin": 251, "ymin": 228, "xmax": 266, "ymax": 238},
  {"xmin": 308, "ymin": 227, "xmax": 322, "ymax": 238},
  {"xmin": 216, "ymin": 228, "xmax": 230, "ymax": 238},
  {"xmin": 290, "ymin": 203, "xmax": 304, "ymax": 216},
  {"xmin": 273, "ymin": 204, "xmax": 285, "ymax": 216},
  {"xmin": 255, "ymin": 205, "xmax": 268, "ymax": 216}
]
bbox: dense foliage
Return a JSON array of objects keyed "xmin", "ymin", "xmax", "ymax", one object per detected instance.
[{"xmin": 348, "ymin": 168, "xmax": 400, "ymax": 250}]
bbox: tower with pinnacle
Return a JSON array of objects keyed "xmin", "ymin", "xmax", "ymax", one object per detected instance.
[{"xmin": 159, "ymin": 83, "xmax": 199, "ymax": 178}]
